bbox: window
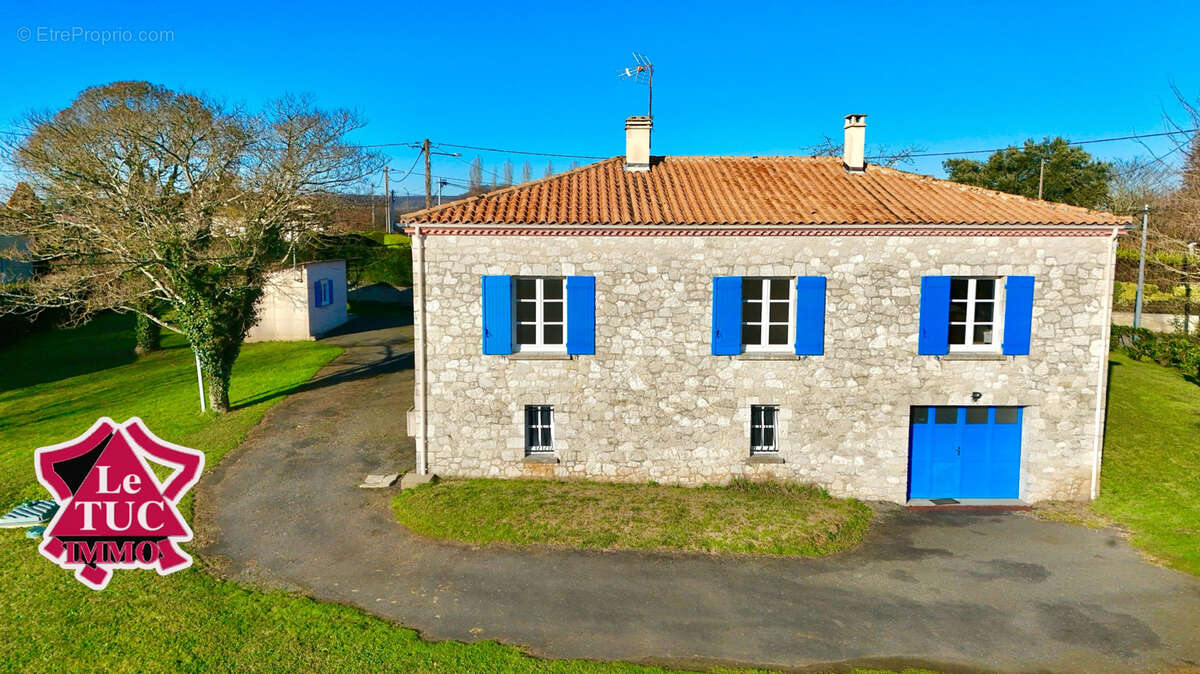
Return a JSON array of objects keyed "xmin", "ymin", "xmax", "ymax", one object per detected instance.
[
  {"xmin": 948, "ymin": 277, "xmax": 1003, "ymax": 352},
  {"xmin": 525, "ymin": 405, "xmax": 554, "ymax": 454},
  {"xmin": 750, "ymin": 405, "xmax": 779, "ymax": 454},
  {"xmin": 514, "ymin": 277, "xmax": 566, "ymax": 352},
  {"xmin": 313, "ymin": 278, "xmax": 334, "ymax": 308},
  {"xmin": 741, "ymin": 278, "xmax": 794, "ymax": 351}
]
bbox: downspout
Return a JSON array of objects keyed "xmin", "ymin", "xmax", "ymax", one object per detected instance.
[
  {"xmin": 1090, "ymin": 227, "xmax": 1120, "ymax": 499},
  {"xmin": 413, "ymin": 223, "xmax": 428, "ymax": 475}
]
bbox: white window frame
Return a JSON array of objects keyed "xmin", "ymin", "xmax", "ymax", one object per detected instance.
[
  {"xmin": 741, "ymin": 277, "xmax": 796, "ymax": 353},
  {"xmin": 525, "ymin": 405, "xmax": 555, "ymax": 454},
  {"xmin": 513, "ymin": 277, "xmax": 567, "ymax": 353},
  {"xmin": 948, "ymin": 276, "xmax": 1005, "ymax": 353},
  {"xmin": 750, "ymin": 404, "xmax": 780, "ymax": 454}
]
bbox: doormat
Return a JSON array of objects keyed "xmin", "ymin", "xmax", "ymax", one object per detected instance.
[{"xmin": 929, "ymin": 498, "xmax": 960, "ymax": 505}]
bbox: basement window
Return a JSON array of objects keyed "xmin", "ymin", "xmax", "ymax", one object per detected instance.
[
  {"xmin": 750, "ymin": 405, "xmax": 779, "ymax": 454},
  {"xmin": 525, "ymin": 405, "xmax": 555, "ymax": 454}
]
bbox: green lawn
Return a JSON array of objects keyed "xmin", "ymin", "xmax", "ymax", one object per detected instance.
[
  {"xmin": 394, "ymin": 478, "xmax": 872, "ymax": 557},
  {"xmin": 0, "ymin": 317, "xmax": 927, "ymax": 673},
  {"xmin": 1093, "ymin": 353, "xmax": 1200, "ymax": 575}
]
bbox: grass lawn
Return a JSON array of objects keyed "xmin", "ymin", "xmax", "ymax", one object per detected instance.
[
  {"xmin": 1091, "ymin": 353, "xmax": 1200, "ymax": 575},
  {"xmin": 393, "ymin": 478, "xmax": 872, "ymax": 557},
  {"xmin": 0, "ymin": 317, "xmax": 927, "ymax": 673}
]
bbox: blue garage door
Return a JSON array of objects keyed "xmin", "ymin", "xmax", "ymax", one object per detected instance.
[{"xmin": 908, "ymin": 406, "xmax": 1022, "ymax": 499}]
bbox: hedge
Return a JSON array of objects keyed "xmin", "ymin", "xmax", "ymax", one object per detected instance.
[{"xmin": 1111, "ymin": 324, "xmax": 1200, "ymax": 379}]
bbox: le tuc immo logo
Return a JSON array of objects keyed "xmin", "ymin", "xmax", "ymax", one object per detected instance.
[{"xmin": 34, "ymin": 417, "xmax": 204, "ymax": 590}]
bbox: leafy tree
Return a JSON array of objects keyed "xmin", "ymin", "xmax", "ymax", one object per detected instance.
[
  {"xmin": 0, "ymin": 81, "xmax": 379, "ymax": 412},
  {"xmin": 943, "ymin": 138, "xmax": 1112, "ymax": 208}
]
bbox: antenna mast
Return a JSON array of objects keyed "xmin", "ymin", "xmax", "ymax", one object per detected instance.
[{"xmin": 618, "ymin": 52, "xmax": 654, "ymax": 117}]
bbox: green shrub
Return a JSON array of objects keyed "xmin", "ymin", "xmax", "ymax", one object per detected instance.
[{"xmin": 1111, "ymin": 324, "xmax": 1200, "ymax": 378}]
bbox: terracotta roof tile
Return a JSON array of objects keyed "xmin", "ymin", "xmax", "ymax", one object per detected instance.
[{"xmin": 400, "ymin": 156, "xmax": 1129, "ymax": 227}]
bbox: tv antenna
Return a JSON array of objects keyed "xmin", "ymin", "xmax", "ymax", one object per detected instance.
[{"xmin": 618, "ymin": 52, "xmax": 654, "ymax": 118}]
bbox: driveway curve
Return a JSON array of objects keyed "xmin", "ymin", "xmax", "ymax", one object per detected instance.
[{"xmin": 196, "ymin": 318, "xmax": 1200, "ymax": 672}]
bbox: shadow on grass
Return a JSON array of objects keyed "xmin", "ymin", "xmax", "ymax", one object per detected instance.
[
  {"xmin": 0, "ymin": 313, "xmax": 137, "ymax": 391},
  {"xmin": 231, "ymin": 347, "xmax": 412, "ymax": 410}
]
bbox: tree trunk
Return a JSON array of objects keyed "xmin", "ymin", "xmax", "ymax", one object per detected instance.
[
  {"xmin": 134, "ymin": 313, "xmax": 162, "ymax": 355},
  {"xmin": 194, "ymin": 340, "xmax": 236, "ymax": 413},
  {"xmin": 205, "ymin": 367, "xmax": 231, "ymax": 413}
]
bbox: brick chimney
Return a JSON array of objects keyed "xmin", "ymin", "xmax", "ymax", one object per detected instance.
[
  {"xmin": 842, "ymin": 114, "xmax": 866, "ymax": 172},
  {"xmin": 624, "ymin": 116, "xmax": 652, "ymax": 172}
]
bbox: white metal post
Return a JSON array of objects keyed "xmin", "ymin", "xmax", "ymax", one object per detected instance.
[{"xmin": 194, "ymin": 351, "xmax": 207, "ymax": 414}]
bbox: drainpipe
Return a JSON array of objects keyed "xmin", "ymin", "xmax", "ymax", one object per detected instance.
[
  {"xmin": 413, "ymin": 222, "xmax": 428, "ymax": 475},
  {"xmin": 1090, "ymin": 226, "xmax": 1121, "ymax": 499}
]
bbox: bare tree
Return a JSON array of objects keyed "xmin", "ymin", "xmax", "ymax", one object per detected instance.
[
  {"xmin": 468, "ymin": 156, "xmax": 483, "ymax": 191},
  {"xmin": 804, "ymin": 136, "xmax": 925, "ymax": 169},
  {"xmin": 544, "ymin": 161, "xmax": 554, "ymax": 178},
  {"xmin": 1102, "ymin": 158, "xmax": 1174, "ymax": 215},
  {"xmin": 0, "ymin": 81, "xmax": 380, "ymax": 412},
  {"xmin": 502, "ymin": 160, "xmax": 514, "ymax": 186},
  {"xmin": 521, "ymin": 160, "xmax": 532, "ymax": 183}
]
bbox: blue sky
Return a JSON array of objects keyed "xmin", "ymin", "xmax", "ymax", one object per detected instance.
[{"xmin": 3, "ymin": 0, "xmax": 1198, "ymax": 196}]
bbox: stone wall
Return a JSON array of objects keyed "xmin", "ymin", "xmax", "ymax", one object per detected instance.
[{"xmin": 416, "ymin": 234, "xmax": 1115, "ymax": 503}]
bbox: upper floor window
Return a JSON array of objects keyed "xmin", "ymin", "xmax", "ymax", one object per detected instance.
[
  {"xmin": 741, "ymin": 277, "xmax": 795, "ymax": 352},
  {"xmin": 949, "ymin": 277, "xmax": 1003, "ymax": 352},
  {"xmin": 514, "ymin": 277, "xmax": 565, "ymax": 352}
]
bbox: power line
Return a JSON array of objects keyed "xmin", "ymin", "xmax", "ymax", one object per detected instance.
[
  {"xmin": 432, "ymin": 142, "xmax": 605, "ymax": 160},
  {"xmin": 868, "ymin": 127, "xmax": 1199, "ymax": 161}
]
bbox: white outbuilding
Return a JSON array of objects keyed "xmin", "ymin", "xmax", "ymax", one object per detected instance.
[{"xmin": 246, "ymin": 259, "xmax": 348, "ymax": 342}]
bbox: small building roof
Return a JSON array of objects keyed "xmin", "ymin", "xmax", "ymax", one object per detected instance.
[{"xmin": 399, "ymin": 156, "xmax": 1128, "ymax": 228}]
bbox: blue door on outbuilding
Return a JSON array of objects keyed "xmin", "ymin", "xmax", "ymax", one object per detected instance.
[{"xmin": 908, "ymin": 406, "xmax": 1023, "ymax": 499}]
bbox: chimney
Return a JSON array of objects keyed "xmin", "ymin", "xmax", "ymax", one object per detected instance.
[
  {"xmin": 842, "ymin": 113, "xmax": 866, "ymax": 172},
  {"xmin": 624, "ymin": 116, "xmax": 652, "ymax": 172}
]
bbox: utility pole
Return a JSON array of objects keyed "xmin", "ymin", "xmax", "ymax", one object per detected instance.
[
  {"xmin": 423, "ymin": 138, "xmax": 432, "ymax": 210},
  {"xmin": 370, "ymin": 181, "xmax": 376, "ymax": 229},
  {"xmin": 1133, "ymin": 205, "xmax": 1149, "ymax": 330},
  {"xmin": 1037, "ymin": 158, "xmax": 1046, "ymax": 200},
  {"xmin": 383, "ymin": 166, "xmax": 391, "ymax": 234}
]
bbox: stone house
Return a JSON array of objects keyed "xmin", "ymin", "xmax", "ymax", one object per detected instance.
[{"xmin": 400, "ymin": 115, "xmax": 1128, "ymax": 504}]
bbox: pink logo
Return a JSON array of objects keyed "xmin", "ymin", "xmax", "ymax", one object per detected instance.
[{"xmin": 34, "ymin": 418, "xmax": 204, "ymax": 590}]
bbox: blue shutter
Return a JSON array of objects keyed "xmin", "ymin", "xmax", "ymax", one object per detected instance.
[
  {"xmin": 712, "ymin": 276, "xmax": 742, "ymax": 355},
  {"xmin": 794, "ymin": 276, "xmax": 826, "ymax": 356},
  {"xmin": 481, "ymin": 275, "xmax": 512, "ymax": 355},
  {"xmin": 918, "ymin": 276, "xmax": 951, "ymax": 355},
  {"xmin": 565, "ymin": 276, "xmax": 595, "ymax": 355},
  {"xmin": 313, "ymin": 281, "xmax": 321, "ymax": 306},
  {"xmin": 1002, "ymin": 276, "xmax": 1035, "ymax": 356}
]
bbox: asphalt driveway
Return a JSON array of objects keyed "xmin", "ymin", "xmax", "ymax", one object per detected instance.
[{"xmin": 195, "ymin": 317, "xmax": 1200, "ymax": 672}]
